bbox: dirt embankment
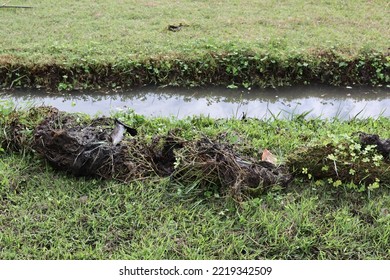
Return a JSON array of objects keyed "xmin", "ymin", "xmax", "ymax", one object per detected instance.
[{"xmin": 0, "ymin": 50, "xmax": 388, "ymax": 90}]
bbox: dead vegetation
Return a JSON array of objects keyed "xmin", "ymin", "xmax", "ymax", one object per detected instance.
[
  {"xmin": 1, "ymin": 107, "xmax": 293, "ymax": 200},
  {"xmin": 171, "ymin": 137, "xmax": 291, "ymax": 200},
  {"xmin": 2, "ymin": 106, "xmax": 390, "ymax": 200}
]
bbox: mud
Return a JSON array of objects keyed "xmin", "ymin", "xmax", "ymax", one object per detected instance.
[
  {"xmin": 171, "ymin": 137, "xmax": 292, "ymax": 199},
  {"xmin": 359, "ymin": 132, "xmax": 390, "ymax": 159},
  {"xmin": 32, "ymin": 111, "xmax": 157, "ymax": 181},
  {"xmin": 22, "ymin": 107, "xmax": 290, "ymax": 200},
  {"xmin": 287, "ymin": 134, "xmax": 390, "ymax": 185},
  {"xmin": 3, "ymin": 106, "xmax": 389, "ymax": 200}
]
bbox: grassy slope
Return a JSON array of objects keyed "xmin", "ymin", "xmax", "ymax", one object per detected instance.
[
  {"xmin": 1, "ymin": 106, "xmax": 390, "ymax": 259},
  {"xmin": 0, "ymin": 0, "xmax": 389, "ymax": 88}
]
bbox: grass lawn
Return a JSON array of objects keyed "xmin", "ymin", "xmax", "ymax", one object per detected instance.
[
  {"xmin": 2, "ymin": 0, "xmax": 389, "ymax": 62},
  {"xmin": 0, "ymin": 0, "xmax": 389, "ymax": 260},
  {"xmin": 0, "ymin": 0, "xmax": 389, "ymax": 88},
  {"xmin": 0, "ymin": 104, "xmax": 390, "ymax": 259}
]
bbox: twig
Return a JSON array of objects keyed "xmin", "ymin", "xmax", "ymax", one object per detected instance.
[{"xmin": 1, "ymin": 5, "xmax": 33, "ymax": 9}]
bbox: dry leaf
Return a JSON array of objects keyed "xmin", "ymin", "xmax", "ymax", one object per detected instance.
[{"xmin": 262, "ymin": 148, "xmax": 277, "ymax": 164}]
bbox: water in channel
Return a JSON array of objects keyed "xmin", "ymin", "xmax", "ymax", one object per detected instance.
[{"xmin": 1, "ymin": 85, "xmax": 389, "ymax": 120}]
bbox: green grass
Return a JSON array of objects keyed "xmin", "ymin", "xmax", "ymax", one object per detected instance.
[
  {"xmin": 1, "ymin": 149, "xmax": 389, "ymax": 260},
  {"xmin": 1, "ymin": 106, "xmax": 390, "ymax": 259},
  {"xmin": 0, "ymin": 0, "xmax": 389, "ymax": 88},
  {"xmin": 2, "ymin": 0, "xmax": 389, "ymax": 62}
]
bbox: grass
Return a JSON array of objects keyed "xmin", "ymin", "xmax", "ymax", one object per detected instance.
[
  {"xmin": 1, "ymin": 104, "xmax": 390, "ymax": 259},
  {"xmin": 0, "ymin": 0, "xmax": 389, "ymax": 88},
  {"xmin": 1, "ymin": 153, "xmax": 390, "ymax": 260},
  {"xmin": 1, "ymin": 0, "xmax": 389, "ymax": 61},
  {"xmin": 0, "ymin": 0, "xmax": 389, "ymax": 259}
]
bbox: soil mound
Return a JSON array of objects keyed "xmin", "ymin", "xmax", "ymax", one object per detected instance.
[
  {"xmin": 4, "ymin": 106, "xmax": 389, "ymax": 199},
  {"xmin": 171, "ymin": 137, "xmax": 291, "ymax": 199},
  {"xmin": 28, "ymin": 108, "xmax": 291, "ymax": 199}
]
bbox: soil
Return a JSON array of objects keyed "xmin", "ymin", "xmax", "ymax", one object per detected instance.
[
  {"xmin": 3, "ymin": 106, "xmax": 389, "ymax": 200},
  {"xmin": 25, "ymin": 107, "xmax": 291, "ymax": 200}
]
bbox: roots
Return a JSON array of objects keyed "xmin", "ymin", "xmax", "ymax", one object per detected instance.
[
  {"xmin": 171, "ymin": 137, "xmax": 291, "ymax": 200},
  {"xmin": 3, "ymin": 106, "xmax": 389, "ymax": 200},
  {"xmin": 2, "ymin": 107, "xmax": 291, "ymax": 200}
]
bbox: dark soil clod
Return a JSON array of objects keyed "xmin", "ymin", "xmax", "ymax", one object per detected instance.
[
  {"xmin": 170, "ymin": 136, "xmax": 292, "ymax": 200},
  {"xmin": 358, "ymin": 132, "xmax": 390, "ymax": 159},
  {"xmin": 20, "ymin": 107, "xmax": 291, "ymax": 200},
  {"xmin": 9, "ymin": 107, "xmax": 389, "ymax": 201},
  {"xmin": 287, "ymin": 132, "xmax": 390, "ymax": 185}
]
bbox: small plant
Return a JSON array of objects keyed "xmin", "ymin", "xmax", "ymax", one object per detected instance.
[{"xmin": 288, "ymin": 133, "xmax": 390, "ymax": 192}]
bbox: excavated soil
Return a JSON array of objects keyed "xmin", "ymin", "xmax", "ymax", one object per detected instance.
[
  {"xmin": 2, "ymin": 106, "xmax": 389, "ymax": 200},
  {"xmin": 4, "ymin": 107, "xmax": 289, "ymax": 200}
]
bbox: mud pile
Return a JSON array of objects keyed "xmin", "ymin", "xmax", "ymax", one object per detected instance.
[
  {"xmin": 171, "ymin": 137, "xmax": 291, "ymax": 199},
  {"xmin": 287, "ymin": 133, "xmax": 390, "ymax": 185},
  {"xmin": 2, "ymin": 106, "xmax": 389, "ymax": 199},
  {"xmin": 32, "ymin": 112, "xmax": 159, "ymax": 181},
  {"xmin": 4, "ymin": 107, "xmax": 289, "ymax": 200},
  {"xmin": 1, "ymin": 106, "xmax": 59, "ymax": 151}
]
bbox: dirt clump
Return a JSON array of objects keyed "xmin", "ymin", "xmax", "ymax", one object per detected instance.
[
  {"xmin": 287, "ymin": 133, "xmax": 390, "ymax": 185},
  {"xmin": 171, "ymin": 137, "xmax": 292, "ymax": 200},
  {"xmin": 20, "ymin": 108, "xmax": 291, "ymax": 200},
  {"xmin": 1, "ymin": 106, "xmax": 59, "ymax": 152},
  {"xmin": 358, "ymin": 132, "xmax": 390, "ymax": 160},
  {"xmin": 32, "ymin": 110, "xmax": 155, "ymax": 181}
]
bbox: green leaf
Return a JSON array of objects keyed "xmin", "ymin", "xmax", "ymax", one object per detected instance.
[{"xmin": 227, "ymin": 84, "xmax": 238, "ymax": 89}]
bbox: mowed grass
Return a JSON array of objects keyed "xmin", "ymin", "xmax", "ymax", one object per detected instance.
[
  {"xmin": 1, "ymin": 110, "xmax": 390, "ymax": 259},
  {"xmin": 1, "ymin": 0, "xmax": 389, "ymax": 63}
]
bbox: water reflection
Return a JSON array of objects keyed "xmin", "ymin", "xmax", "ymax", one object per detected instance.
[{"xmin": 1, "ymin": 85, "xmax": 389, "ymax": 119}]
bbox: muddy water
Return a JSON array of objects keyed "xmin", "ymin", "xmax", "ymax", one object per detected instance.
[{"xmin": 1, "ymin": 85, "xmax": 389, "ymax": 119}]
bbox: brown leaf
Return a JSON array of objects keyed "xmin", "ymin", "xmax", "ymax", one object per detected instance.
[{"xmin": 262, "ymin": 148, "xmax": 277, "ymax": 164}]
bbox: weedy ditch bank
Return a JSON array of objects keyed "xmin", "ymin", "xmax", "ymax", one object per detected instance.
[
  {"xmin": 1, "ymin": 106, "xmax": 389, "ymax": 201},
  {"xmin": 1, "ymin": 50, "xmax": 389, "ymax": 90}
]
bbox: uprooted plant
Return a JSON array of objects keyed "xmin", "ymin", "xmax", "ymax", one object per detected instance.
[
  {"xmin": 2, "ymin": 106, "xmax": 293, "ymax": 201},
  {"xmin": 2, "ymin": 106, "xmax": 390, "ymax": 200}
]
